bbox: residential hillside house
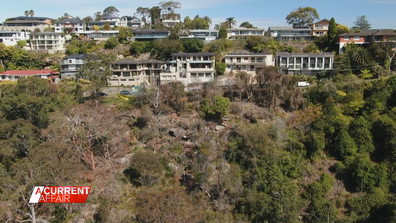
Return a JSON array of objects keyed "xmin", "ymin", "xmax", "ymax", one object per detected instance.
[
  {"xmin": 110, "ymin": 59, "xmax": 164, "ymax": 86},
  {"xmin": 224, "ymin": 53, "xmax": 275, "ymax": 76},
  {"xmin": 179, "ymin": 29, "xmax": 219, "ymax": 43},
  {"xmin": 77, "ymin": 30, "xmax": 119, "ymax": 41},
  {"xmin": 312, "ymin": 19, "xmax": 335, "ymax": 37},
  {"xmin": 0, "ymin": 70, "xmax": 59, "ymax": 81},
  {"xmin": 55, "ymin": 18, "xmax": 84, "ymax": 33},
  {"xmin": 120, "ymin": 16, "xmax": 143, "ymax": 28},
  {"xmin": 30, "ymin": 32, "xmax": 66, "ymax": 53},
  {"xmin": 337, "ymin": 29, "xmax": 396, "ymax": 54},
  {"xmin": 267, "ymin": 26, "xmax": 313, "ymax": 41},
  {"xmin": 87, "ymin": 17, "xmax": 120, "ymax": 30},
  {"xmin": 131, "ymin": 29, "xmax": 170, "ymax": 41},
  {"xmin": 160, "ymin": 53, "xmax": 215, "ymax": 85},
  {"xmin": 227, "ymin": 28, "xmax": 265, "ymax": 40},
  {"xmin": 60, "ymin": 54, "xmax": 88, "ymax": 79},
  {"xmin": 276, "ymin": 52, "xmax": 334, "ymax": 76},
  {"xmin": 2, "ymin": 16, "xmax": 52, "ymax": 32},
  {"xmin": 0, "ymin": 30, "xmax": 30, "ymax": 46},
  {"xmin": 161, "ymin": 14, "xmax": 181, "ymax": 27}
]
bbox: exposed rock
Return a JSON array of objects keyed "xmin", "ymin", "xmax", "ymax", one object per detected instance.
[{"xmin": 215, "ymin": 125, "xmax": 225, "ymax": 131}]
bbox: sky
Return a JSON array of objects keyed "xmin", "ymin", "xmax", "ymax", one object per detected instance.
[{"xmin": 1, "ymin": 0, "xmax": 395, "ymax": 29}]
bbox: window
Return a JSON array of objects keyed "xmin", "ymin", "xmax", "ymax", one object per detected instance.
[
  {"xmin": 123, "ymin": 72, "xmax": 131, "ymax": 77},
  {"xmin": 353, "ymin": 36, "xmax": 360, "ymax": 41},
  {"xmin": 244, "ymin": 57, "xmax": 248, "ymax": 61},
  {"xmin": 69, "ymin": 60, "xmax": 72, "ymax": 63},
  {"xmin": 129, "ymin": 79, "xmax": 134, "ymax": 81},
  {"xmin": 251, "ymin": 57, "xmax": 255, "ymax": 62},
  {"xmin": 237, "ymin": 57, "xmax": 241, "ymax": 63},
  {"xmin": 315, "ymin": 25, "xmax": 324, "ymax": 29},
  {"xmin": 316, "ymin": 32, "xmax": 324, "ymax": 35},
  {"xmin": 230, "ymin": 57, "xmax": 233, "ymax": 62},
  {"xmin": 344, "ymin": 36, "xmax": 350, "ymax": 41},
  {"xmin": 121, "ymin": 79, "xmax": 127, "ymax": 81}
]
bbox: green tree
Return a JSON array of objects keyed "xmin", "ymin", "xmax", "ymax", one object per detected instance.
[
  {"xmin": 130, "ymin": 41, "xmax": 147, "ymax": 56},
  {"xmin": 348, "ymin": 117, "xmax": 375, "ymax": 153},
  {"xmin": 239, "ymin": 21, "xmax": 255, "ymax": 28},
  {"xmin": 224, "ymin": 17, "xmax": 236, "ymax": 28},
  {"xmin": 219, "ymin": 26, "xmax": 227, "ymax": 39},
  {"xmin": 303, "ymin": 43, "xmax": 320, "ymax": 53},
  {"xmin": 200, "ymin": 96, "xmax": 230, "ymax": 121},
  {"xmin": 104, "ymin": 37, "xmax": 118, "ymax": 49},
  {"xmin": 118, "ymin": 27, "xmax": 133, "ymax": 44},
  {"xmin": 285, "ymin": 7, "xmax": 319, "ymax": 26},
  {"xmin": 182, "ymin": 38, "xmax": 203, "ymax": 52},
  {"xmin": 102, "ymin": 6, "xmax": 119, "ymax": 17},
  {"xmin": 158, "ymin": 1, "xmax": 181, "ymax": 14},
  {"xmin": 359, "ymin": 69, "xmax": 373, "ymax": 79},
  {"xmin": 102, "ymin": 22, "xmax": 111, "ymax": 30},
  {"xmin": 24, "ymin": 10, "xmax": 29, "ymax": 17},
  {"xmin": 29, "ymin": 9, "xmax": 34, "ymax": 17},
  {"xmin": 337, "ymin": 24, "xmax": 350, "ymax": 35},
  {"xmin": 352, "ymin": 15, "xmax": 371, "ymax": 30},
  {"xmin": 77, "ymin": 52, "xmax": 116, "ymax": 94},
  {"xmin": 151, "ymin": 38, "xmax": 183, "ymax": 61},
  {"xmin": 150, "ymin": 6, "xmax": 161, "ymax": 25},
  {"xmin": 328, "ymin": 17, "xmax": 337, "ymax": 46},
  {"xmin": 215, "ymin": 62, "xmax": 226, "ymax": 76}
]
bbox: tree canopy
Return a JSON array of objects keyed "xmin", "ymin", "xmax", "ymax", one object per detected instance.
[
  {"xmin": 352, "ymin": 15, "xmax": 371, "ymax": 30},
  {"xmin": 285, "ymin": 7, "xmax": 319, "ymax": 26}
]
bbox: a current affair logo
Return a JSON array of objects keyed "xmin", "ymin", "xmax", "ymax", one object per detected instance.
[{"xmin": 29, "ymin": 186, "xmax": 91, "ymax": 203}]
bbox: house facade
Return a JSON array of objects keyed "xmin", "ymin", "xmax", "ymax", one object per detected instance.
[
  {"xmin": 131, "ymin": 29, "xmax": 170, "ymax": 41},
  {"xmin": 30, "ymin": 32, "xmax": 66, "ymax": 53},
  {"xmin": 120, "ymin": 16, "xmax": 143, "ymax": 28},
  {"xmin": 0, "ymin": 30, "xmax": 30, "ymax": 46},
  {"xmin": 0, "ymin": 70, "xmax": 59, "ymax": 81},
  {"xmin": 337, "ymin": 29, "xmax": 396, "ymax": 54},
  {"xmin": 161, "ymin": 14, "xmax": 181, "ymax": 27},
  {"xmin": 77, "ymin": 30, "xmax": 119, "ymax": 41},
  {"xmin": 160, "ymin": 53, "xmax": 215, "ymax": 85},
  {"xmin": 276, "ymin": 52, "xmax": 334, "ymax": 76},
  {"xmin": 2, "ymin": 16, "xmax": 52, "ymax": 32},
  {"xmin": 55, "ymin": 18, "xmax": 84, "ymax": 33},
  {"xmin": 179, "ymin": 29, "xmax": 219, "ymax": 43},
  {"xmin": 312, "ymin": 19, "xmax": 331, "ymax": 37},
  {"xmin": 60, "ymin": 54, "xmax": 88, "ymax": 79},
  {"xmin": 224, "ymin": 53, "xmax": 275, "ymax": 76},
  {"xmin": 110, "ymin": 59, "xmax": 164, "ymax": 86},
  {"xmin": 87, "ymin": 17, "xmax": 120, "ymax": 30},
  {"xmin": 267, "ymin": 26, "xmax": 313, "ymax": 41},
  {"xmin": 227, "ymin": 28, "xmax": 265, "ymax": 40}
]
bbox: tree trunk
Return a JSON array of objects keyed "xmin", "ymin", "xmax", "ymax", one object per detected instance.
[{"xmin": 90, "ymin": 149, "xmax": 96, "ymax": 171}]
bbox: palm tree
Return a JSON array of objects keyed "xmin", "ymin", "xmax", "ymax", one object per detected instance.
[
  {"xmin": 24, "ymin": 10, "xmax": 29, "ymax": 17},
  {"xmin": 225, "ymin": 17, "xmax": 236, "ymax": 28},
  {"xmin": 203, "ymin": 16, "xmax": 212, "ymax": 26},
  {"xmin": 29, "ymin": 10, "xmax": 34, "ymax": 17}
]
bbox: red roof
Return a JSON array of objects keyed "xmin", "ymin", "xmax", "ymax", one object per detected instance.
[{"xmin": 0, "ymin": 70, "xmax": 59, "ymax": 76}]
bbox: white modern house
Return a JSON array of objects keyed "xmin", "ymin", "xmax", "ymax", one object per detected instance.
[
  {"xmin": 60, "ymin": 54, "xmax": 88, "ymax": 79},
  {"xmin": 267, "ymin": 26, "xmax": 314, "ymax": 41},
  {"xmin": 179, "ymin": 29, "xmax": 219, "ymax": 43},
  {"xmin": 77, "ymin": 30, "xmax": 119, "ymax": 41},
  {"xmin": 276, "ymin": 52, "xmax": 334, "ymax": 76},
  {"xmin": 224, "ymin": 53, "xmax": 275, "ymax": 76},
  {"xmin": 54, "ymin": 18, "xmax": 84, "ymax": 33},
  {"xmin": 0, "ymin": 30, "xmax": 30, "ymax": 46},
  {"xmin": 30, "ymin": 31, "xmax": 66, "ymax": 53},
  {"xmin": 227, "ymin": 28, "xmax": 265, "ymax": 40},
  {"xmin": 110, "ymin": 59, "xmax": 164, "ymax": 86},
  {"xmin": 161, "ymin": 14, "xmax": 181, "ymax": 27},
  {"xmin": 160, "ymin": 53, "xmax": 216, "ymax": 86},
  {"xmin": 87, "ymin": 17, "xmax": 120, "ymax": 30},
  {"xmin": 120, "ymin": 16, "xmax": 143, "ymax": 28},
  {"xmin": 0, "ymin": 70, "xmax": 59, "ymax": 81}
]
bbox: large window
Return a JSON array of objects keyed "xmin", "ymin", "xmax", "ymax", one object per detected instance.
[
  {"xmin": 237, "ymin": 57, "xmax": 241, "ymax": 63},
  {"xmin": 123, "ymin": 72, "xmax": 131, "ymax": 77},
  {"xmin": 353, "ymin": 36, "xmax": 360, "ymax": 41},
  {"xmin": 344, "ymin": 36, "xmax": 350, "ymax": 41}
]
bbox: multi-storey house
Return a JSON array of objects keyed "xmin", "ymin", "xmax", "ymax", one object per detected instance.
[
  {"xmin": 276, "ymin": 52, "xmax": 334, "ymax": 76},
  {"xmin": 227, "ymin": 28, "xmax": 265, "ymax": 40},
  {"xmin": 0, "ymin": 30, "xmax": 30, "ymax": 46},
  {"xmin": 179, "ymin": 29, "xmax": 219, "ymax": 43},
  {"xmin": 30, "ymin": 31, "xmax": 66, "ymax": 53},
  {"xmin": 161, "ymin": 14, "xmax": 181, "ymax": 27},
  {"xmin": 120, "ymin": 16, "xmax": 143, "ymax": 28},
  {"xmin": 2, "ymin": 16, "xmax": 52, "ymax": 32},
  {"xmin": 110, "ymin": 59, "xmax": 164, "ymax": 86},
  {"xmin": 60, "ymin": 54, "xmax": 88, "ymax": 79},
  {"xmin": 224, "ymin": 53, "xmax": 275, "ymax": 75},
  {"xmin": 160, "ymin": 53, "xmax": 215, "ymax": 85},
  {"xmin": 267, "ymin": 26, "xmax": 313, "ymax": 41},
  {"xmin": 87, "ymin": 17, "xmax": 120, "ymax": 30},
  {"xmin": 131, "ymin": 29, "xmax": 170, "ymax": 41},
  {"xmin": 54, "ymin": 18, "xmax": 84, "ymax": 33}
]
